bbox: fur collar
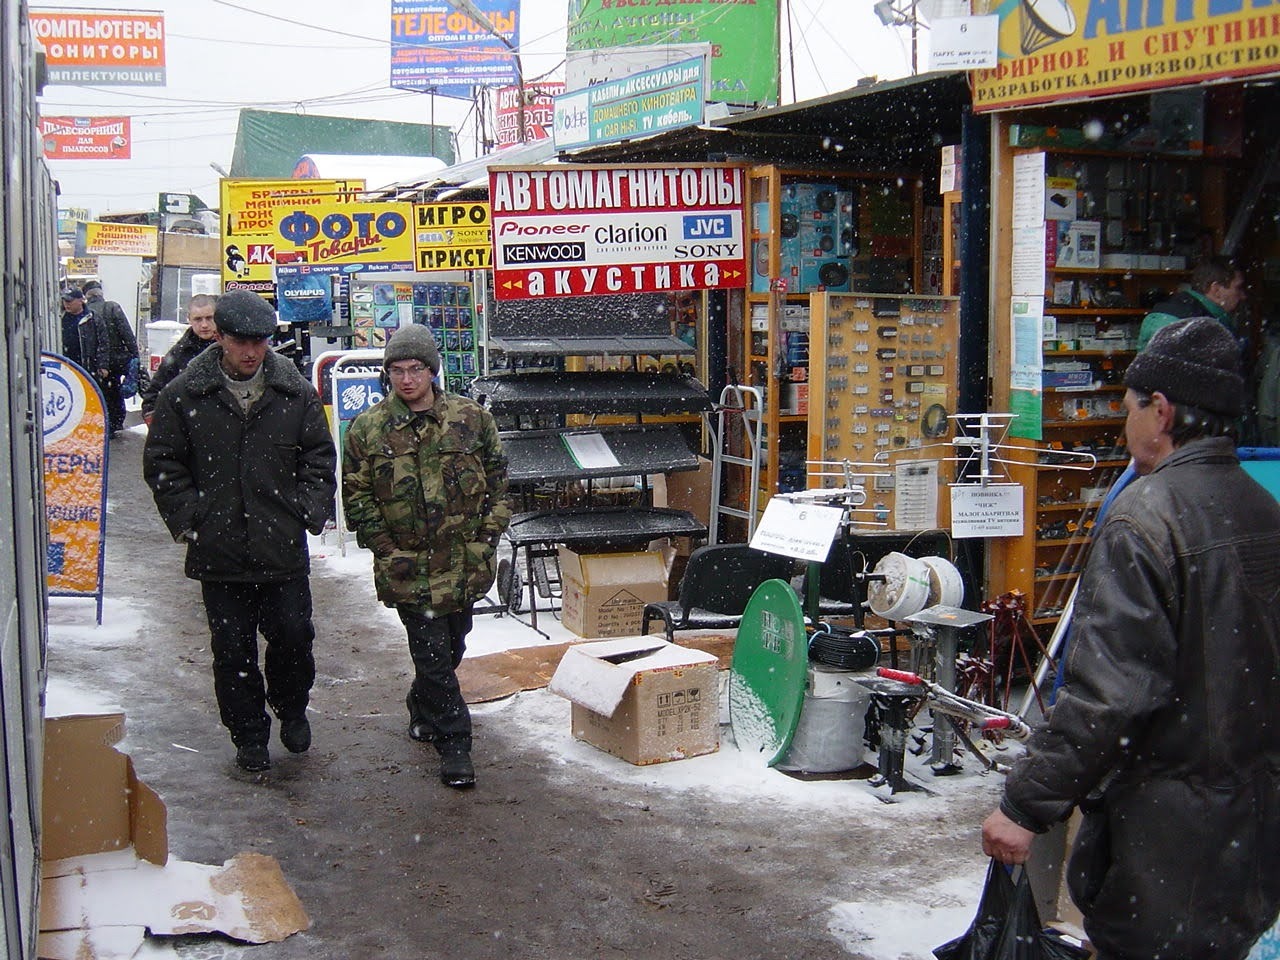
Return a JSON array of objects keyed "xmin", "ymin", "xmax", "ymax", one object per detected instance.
[{"xmin": 181, "ymin": 346, "xmax": 308, "ymax": 397}]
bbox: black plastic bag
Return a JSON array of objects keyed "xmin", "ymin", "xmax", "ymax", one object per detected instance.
[{"xmin": 934, "ymin": 859, "xmax": 1091, "ymax": 960}]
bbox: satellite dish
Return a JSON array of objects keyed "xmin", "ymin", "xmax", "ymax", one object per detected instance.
[{"xmin": 1020, "ymin": 0, "xmax": 1076, "ymax": 53}]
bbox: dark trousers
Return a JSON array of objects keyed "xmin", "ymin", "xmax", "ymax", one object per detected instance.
[
  {"xmin": 201, "ymin": 579, "xmax": 316, "ymax": 748},
  {"xmin": 398, "ymin": 604, "xmax": 472, "ymax": 755},
  {"xmin": 102, "ymin": 375, "xmax": 126, "ymax": 434}
]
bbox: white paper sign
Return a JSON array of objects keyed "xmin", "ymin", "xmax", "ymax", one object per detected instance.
[
  {"xmin": 562, "ymin": 432, "xmax": 621, "ymax": 469},
  {"xmin": 950, "ymin": 484, "xmax": 1025, "ymax": 538},
  {"xmin": 750, "ymin": 498, "xmax": 845, "ymax": 562},
  {"xmin": 894, "ymin": 460, "xmax": 939, "ymax": 530},
  {"xmin": 927, "ymin": 15, "xmax": 999, "ymax": 70}
]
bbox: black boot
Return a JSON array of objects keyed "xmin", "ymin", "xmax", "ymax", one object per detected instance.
[
  {"xmin": 235, "ymin": 742, "xmax": 270, "ymax": 772},
  {"xmin": 280, "ymin": 716, "xmax": 311, "ymax": 753},
  {"xmin": 440, "ymin": 751, "xmax": 475, "ymax": 789}
]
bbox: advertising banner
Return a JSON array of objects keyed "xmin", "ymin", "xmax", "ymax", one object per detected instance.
[
  {"xmin": 29, "ymin": 9, "xmax": 166, "ymax": 86},
  {"xmin": 495, "ymin": 82, "xmax": 563, "ymax": 147},
  {"xmin": 565, "ymin": 0, "xmax": 778, "ymax": 105},
  {"xmin": 41, "ymin": 354, "xmax": 108, "ymax": 622},
  {"xmin": 271, "ymin": 200, "xmax": 417, "ymax": 276},
  {"xmin": 219, "ymin": 179, "xmax": 362, "ymax": 295},
  {"xmin": 554, "ymin": 57, "xmax": 706, "ymax": 150},
  {"xmin": 565, "ymin": 42, "xmax": 711, "ymax": 91},
  {"xmin": 39, "ymin": 116, "xmax": 132, "ymax": 160},
  {"xmin": 81, "ymin": 221, "xmax": 158, "ymax": 257},
  {"xmin": 414, "ymin": 201, "xmax": 493, "ymax": 271},
  {"xmin": 390, "ymin": 0, "xmax": 520, "ymax": 96},
  {"xmin": 489, "ymin": 164, "xmax": 746, "ymax": 300},
  {"xmin": 971, "ymin": 0, "xmax": 1280, "ymax": 111}
]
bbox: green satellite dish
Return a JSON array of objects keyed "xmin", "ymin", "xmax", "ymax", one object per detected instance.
[{"xmin": 729, "ymin": 578, "xmax": 810, "ymax": 766}]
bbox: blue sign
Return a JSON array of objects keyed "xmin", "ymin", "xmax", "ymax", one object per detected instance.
[
  {"xmin": 335, "ymin": 374, "xmax": 385, "ymax": 421},
  {"xmin": 390, "ymin": 0, "xmax": 520, "ymax": 97},
  {"xmin": 276, "ymin": 272, "xmax": 333, "ymax": 325}
]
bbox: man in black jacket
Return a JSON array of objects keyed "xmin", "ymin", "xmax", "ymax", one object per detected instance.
[
  {"xmin": 140, "ymin": 293, "xmax": 219, "ymax": 425},
  {"xmin": 60, "ymin": 288, "xmax": 111, "ymax": 382},
  {"xmin": 982, "ymin": 318, "xmax": 1280, "ymax": 959},
  {"xmin": 143, "ymin": 291, "xmax": 336, "ymax": 773},
  {"xmin": 83, "ymin": 279, "xmax": 140, "ymax": 437}
]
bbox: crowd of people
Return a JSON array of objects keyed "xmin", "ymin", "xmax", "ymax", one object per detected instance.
[{"xmin": 58, "ymin": 267, "xmax": 1280, "ymax": 956}]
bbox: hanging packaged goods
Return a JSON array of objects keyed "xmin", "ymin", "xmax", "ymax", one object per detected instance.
[{"xmin": 489, "ymin": 164, "xmax": 747, "ymax": 300}]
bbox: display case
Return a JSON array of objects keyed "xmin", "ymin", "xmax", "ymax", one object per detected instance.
[{"xmin": 728, "ymin": 164, "xmax": 923, "ymax": 528}]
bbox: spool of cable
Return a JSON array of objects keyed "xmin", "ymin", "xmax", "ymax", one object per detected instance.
[{"xmin": 808, "ymin": 626, "xmax": 880, "ymax": 671}]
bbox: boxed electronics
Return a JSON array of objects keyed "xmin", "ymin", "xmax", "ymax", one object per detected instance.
[
  {"xmin": 549, "ymin": 636, "xmax": 720, "ymax": 765},
  {"xmin": 558, "ymin": 547, "xmax": 669, "ymax": 638}
]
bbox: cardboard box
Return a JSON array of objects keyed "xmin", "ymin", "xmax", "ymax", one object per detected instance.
[
  {"xmin": 549, "ymin": 637, "xmax": 720, "ymax": 764},
  {"xmin": 558, "ymin": 548, "xmax": 669, "ymax": 638},
  {"xmin": 40, "ymin": 712, "xmax": 310, "ymax": 957}
]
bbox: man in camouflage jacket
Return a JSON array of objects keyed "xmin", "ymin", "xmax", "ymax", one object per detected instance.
[{"xmin": 342, "ymin": 324, "xmax": 509, "ymax": 788}]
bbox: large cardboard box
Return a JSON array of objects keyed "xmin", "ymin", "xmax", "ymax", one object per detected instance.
[
  {"xmin": 558, "ymin": 548, "xmax": 668, "ymax": 638},
  {"xmin": 549, "ymin": 637, "xmax": 720, "ymax": 764}
]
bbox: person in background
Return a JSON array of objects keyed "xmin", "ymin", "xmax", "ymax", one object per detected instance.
[
  {"xmin": 82, "ymin": 279, "xmax": 140, "ymax": 437},
  {"xmin": 1137, "ymin": 254, "xmax": 1246, "ymax": 349},
  {"xmin": 140, "ymin": 293, "xmax": 220, "ymax": 425},
  {"xmin": 143, "ymin": 290, "xmax": 336, "ymax": 774},
  {"xmin": 342, "ymin": 324, "xmax": 510, "ymax": 789},
  {"xmin": 981, "ymin": 318, "xmax": 1280, "ymax": 960},
  {"xmin": 60, "ymin": 287, "xmax": 111, "ymax": 385}
]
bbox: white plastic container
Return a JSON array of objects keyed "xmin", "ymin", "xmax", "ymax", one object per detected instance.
[{"xmin": 145, "ymin": 320, "xmax": 185, "ymax": 373}]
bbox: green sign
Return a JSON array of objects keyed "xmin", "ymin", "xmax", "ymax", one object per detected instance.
[
  {"xmin": 565, "ymin": 0, "xmax": 779, "ymax": 105},
  {"xmin": 1009, "ymin": 388, "xmax": 1042, "ymax": 441}
]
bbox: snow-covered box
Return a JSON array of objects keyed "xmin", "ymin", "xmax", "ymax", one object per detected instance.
[
  {"xmin": 557, "ymin": 548, "xmax": 669, "ymax": 638},
  {"xmin": 550, "ymin": 637, "xmax": 720, "ymax": 765}
]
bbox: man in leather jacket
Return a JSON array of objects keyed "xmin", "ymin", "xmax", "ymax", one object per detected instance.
[{"xmin": 983, "ymin": 318, "xmax": 1280, "ymax": 960}]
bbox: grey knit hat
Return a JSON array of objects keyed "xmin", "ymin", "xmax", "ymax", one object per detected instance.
[
  {"xmin": 215, "ymin": 290, "xmax": 278, "ymax": 337},
  {"xmin": 384, "ymin": 324, "xmax": 441, "ymax": 373},
  {"xmin": 1124, "ymin": 317, "xmax": 1244, "ymax": 417}
]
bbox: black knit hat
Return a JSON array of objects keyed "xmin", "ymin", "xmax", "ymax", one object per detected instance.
[
  {"xmin": 383, "ymin": 324, "xmax": 441, "ymax": 373},
  {"xmin": 1123, "ymin": 317, "xmax": 1244, "ymax": 417},
  {"xmin": 215, "ymin": 290, "xmax": 277, "ymax": 337}
]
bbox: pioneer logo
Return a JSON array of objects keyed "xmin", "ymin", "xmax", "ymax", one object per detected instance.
[{"xmin": 502, "ymin": 241, "xmax": 586, "ymax": 264}]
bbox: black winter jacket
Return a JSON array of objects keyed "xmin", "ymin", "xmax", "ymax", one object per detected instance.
[
  {"xmin": 61, "ymin": 309, "xmax": 112, "ymax": 376},
  {"xmin": 1002, "ymin": 438, "xmax": 1280, "ymax": 960},
  {"xmin": 86, "ymin": 294, "xmax": 139, "ymax": 375},
  {"xmin": 143, "ymin": 347, "xmax": 336, "ymax": 583},
  {"xmin": 140, "ymin": 328, "xmax": 216, "ymax": 419}
]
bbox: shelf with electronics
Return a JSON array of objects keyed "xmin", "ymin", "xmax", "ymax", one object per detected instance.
[
  {"xmin": 987, "ymin": 91, "xmax": 1236, "ymax": 635},
  {"xmin": 727, "ymin": 164, "xmax": 928, "ymax": 529}
]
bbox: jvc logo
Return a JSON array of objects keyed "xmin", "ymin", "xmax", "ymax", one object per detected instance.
[{"xmin": 682, "ymin": 214, "xmax": 731, "ymax": 238}]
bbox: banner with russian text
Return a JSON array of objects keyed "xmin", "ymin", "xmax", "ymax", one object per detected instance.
[
  {"xmin": 971, "ymin": 0, "xmax": 1280, "ymax": 111},
  {"xmin": 565, "ymin": 0, "xmax": 778, "ymax": 105},
  {"xmin": 495, "ymin": 82, "xmax": 563, "ymax": 147},
  {"xmin": 39, "ymin": 116, "xmax": 132, "ymax": 159},
  {"xmin": 271, "ymin": 201, "xmax": 417, "ymax": 276},
  {"xmin": 414, "ymin": 201, "xmax": 493, "ymax": 271},
  {"xmin": 489, "ymin": 164, "xmax": 746, "ymax": 300},
  {"xmin": 81, "ymin": 221, "xmax": 158, "ymax": 257},
  {"xmin": 390, "ymin": 0, "xmax": 520, "ymax": 96},
  {"xmin": 29, "ymin": 9, "xmax": 166, "ymax": 86},
  {"xmin": 42, "ymin": 354, "xmax": 108, "ymax": 623},
  {"xmin": 219, "ymin": 179, "xmax": 362, "ymax": 295}
]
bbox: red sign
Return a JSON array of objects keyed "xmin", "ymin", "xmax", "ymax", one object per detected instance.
[
  {"xmin": 29, "ymin": 9, "xmax": 166, "ymax": 86},
  {"xmin": 495, "ymin": 83, "xmax": 563, "ymax": 148},
  {"xmin": 39, "ymin": 116, "xmax": 132, "ymax": 160},
  {"xmin": 489, "ymin": 164, "xmax": 747, "ymax": 301}
]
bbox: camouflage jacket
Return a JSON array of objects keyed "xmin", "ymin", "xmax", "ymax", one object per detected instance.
[{"xmin": 342, "ymin": 388, "xmax": 510, "ymax": 612}]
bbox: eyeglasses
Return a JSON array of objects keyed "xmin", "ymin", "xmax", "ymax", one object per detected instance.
[{"xmin": 387, "ymin": 363, "xmax": 431, "ymax": 380}]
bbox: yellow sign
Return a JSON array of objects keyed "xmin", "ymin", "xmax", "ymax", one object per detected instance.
[
  {"xmin": 219, "ymin": 178, "xmax": 363, "ymax": 294},
  {"xmin": 83, "ymin": 221, "xmax": 158, "ymax": 256},
  {"xmin": 65, "ymin": 256, "xmax": 99, "ymax": 276},
  {"xmin": 42, "ymin": 354, "xmax": 108, "ymax": 618},
  {"xmin": 972, "ymin": 0, "xmax": 1280, "ymax": 111},
  {"xmin": 414, "ymin": 201, "xmax": 492, "ymax": 272},
  {"xmin": 270, "ymin": 200, "xmax": 416, "ymax": 275}
]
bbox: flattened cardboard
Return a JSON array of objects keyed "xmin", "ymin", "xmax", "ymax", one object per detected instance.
[
  {"xmin": 551, "ymin": 637, "xmax": 720, "ymax": 764},
  {"xmin": 40, "ymin": 713, "xmax": 310, "ymax": 954},
  {"xmin": 557, "ymin": 547, "xmax": 668, "ymax": 638}
]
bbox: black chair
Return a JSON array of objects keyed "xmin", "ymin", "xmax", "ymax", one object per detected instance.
[{"xmin": 641, "ymin": 543, "xmax": 797, "ymax": 642}]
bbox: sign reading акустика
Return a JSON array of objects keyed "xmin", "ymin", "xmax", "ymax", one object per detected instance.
[
  {"xmin": 271, "ymin": 200, "xmax": 417, "ymax": 276},
  {"xmin": 488, "ymin": 164, "xmax": 746, "ymax": 301}
]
